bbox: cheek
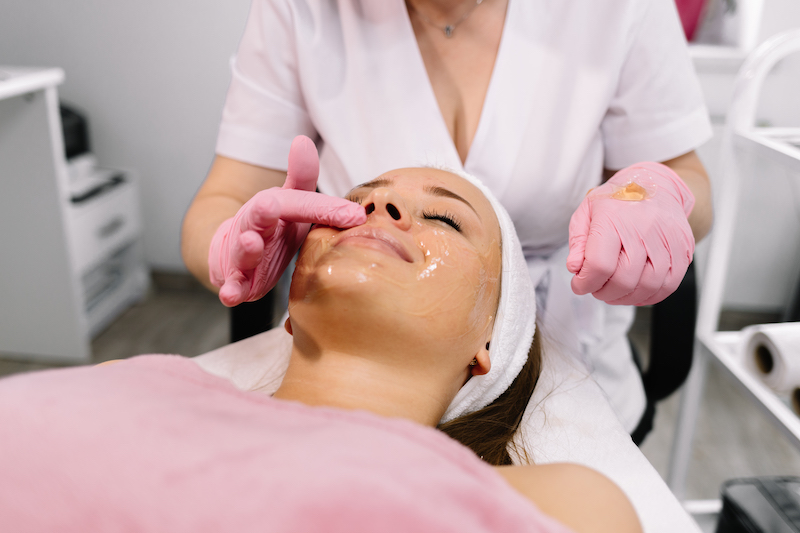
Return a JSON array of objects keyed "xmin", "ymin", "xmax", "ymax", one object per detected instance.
[
  {"xmin": 471, "ymin": 246, "xmax": 501, "ymax": 330},
  {"xmin": 293, "ymin": 232, "xmax": 332, "ymax": 274},
  {"xmin": 290, "ymin": 231, "xmax": 339, "ymax": 299},
  {"xmin": 413, "ymin": 232, "xmax": 500, "ymax": 340}
]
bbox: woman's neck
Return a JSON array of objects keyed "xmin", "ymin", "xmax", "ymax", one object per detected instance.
[{"xmin": 272, "ymin": 344, "xmax": 459, "ymax": 427}]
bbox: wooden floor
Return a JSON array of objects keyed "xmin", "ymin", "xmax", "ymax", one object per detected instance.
[
  {"xmin": 0, "ymin": 273, "xmax": 229, "ymax": 373},
  {"xmin": 2, "ymin": 273, "xmax": 800, "ymax": 503}
]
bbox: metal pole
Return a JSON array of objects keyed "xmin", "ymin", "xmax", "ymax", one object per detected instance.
[{"xmin": 667, "ymin": 339, "xmax": 709, "ymax": 500}]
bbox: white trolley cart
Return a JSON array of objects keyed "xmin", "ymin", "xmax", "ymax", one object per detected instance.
[{"xmin": 667, "ymin": 29, "xmax": 800, "ymax": 526}]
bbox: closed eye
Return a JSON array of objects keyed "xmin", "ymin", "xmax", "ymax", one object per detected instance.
[
  {"xmin": 345, "ymin": 194, "xmax": 364, "ymax": 204},
  {"xmin": 422, "ymin": 210, "xmax": 462, "ymax": 232}
]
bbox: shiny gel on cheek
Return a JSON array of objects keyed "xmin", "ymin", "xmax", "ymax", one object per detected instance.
[
  {"xmin": 416, "ymin": 229, "xmax": 452, "ymax": 281},
  {"xmin": 291, "ymin": 221, "xmax": 500, "ymax": 346},
  {"xmin": 468, "ymin": 242, "xmax": 501, "ymax": 334},
  {"xmin": 410, "ymin": 232, "xmax": 499, "ymax": 341}
]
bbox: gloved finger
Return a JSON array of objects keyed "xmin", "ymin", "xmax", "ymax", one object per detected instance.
[
  {"xmin": 208, "ymin": 218, "xmax": 235, "ymax": 289},
  {"xmin": 566, "ymin": 200, "xmax": 591, "ymax": 274},
  {"xmin": 637, "ymin": 226, "xmax": 693, "ymax": 306},
  {"xmin": 591, "ymin": 238, "xmax": 648, "ymax": 302},
  {"xmin": 218, "ymin": 272, "xmax": 250, "ymax": 308},
  {"xmin": 284, "ymin": 135, "xmax": 320, "ymax": 192},
  {"xmin": 607, "ymin": 263, "xmax": 657, "ymax": 305},
  {"xmin": 637, "ymin": 274, "xmax": 677, "ymax": 307},
  {"xmin": 271, "ymin": 189, "xmax": 366, "ymax": 228},
  {"xmin": 608, "ymin": 260, "xmax": 660, "ymax": 306},
  {"xmin": 638, "ymin": 250, "xmax": 692, "ymax": 306},
  {"xmin": 605, "ymin": 239, "xmax": 670, "ymax": 305},
  {"xmin": 238, "ymin": 192, "xmax": 282, "ymax": 236},
  {"xmin": 230, "ymin": 230, "xmax": 265, "ymax": 272},
  {"xmin": 570, "ymin": 216, "xmax": 622, "ymax": 296}
]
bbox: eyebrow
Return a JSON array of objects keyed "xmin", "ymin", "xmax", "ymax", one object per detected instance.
[
  {"xmin": 352, "ymin": 177, "xmax": 393, "ymax": 190},
  {"xmin": 425, "ymin": 185, "xmax": 479, "ymax": 218},
  {"xmin": 351, "ymin": 177, "xmax": 480, "ymax": 218}
]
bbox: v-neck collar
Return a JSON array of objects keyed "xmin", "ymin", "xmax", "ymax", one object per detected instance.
[{"xmin": 399, "ymin": 0, "xmax": 514, "ymax": 172}]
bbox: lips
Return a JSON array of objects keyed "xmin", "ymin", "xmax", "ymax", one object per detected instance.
[{"xmin": 335, "ymin": 226, "xmax": 416, "ymax": 263}]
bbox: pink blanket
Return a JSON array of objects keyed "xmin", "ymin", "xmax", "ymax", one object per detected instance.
[{"xmin": 0, "ymin": 355, "xmax": 572, "ymax": 532}]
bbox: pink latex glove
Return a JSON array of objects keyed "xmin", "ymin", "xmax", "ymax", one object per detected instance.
[
  {"xmin": 209, "ymin": 135, "xmax": 366, "ymax": 307},
  {"xmin": 566, "ymin": 162, "xmax": 695, "ymax": 306}
]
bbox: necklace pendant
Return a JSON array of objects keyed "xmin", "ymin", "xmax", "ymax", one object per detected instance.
[{"xmin": 444, "ymin": 25, "xmax": 454, "ymax": 37}]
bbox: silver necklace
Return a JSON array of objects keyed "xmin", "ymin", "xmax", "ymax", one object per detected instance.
[{"xmin": 408, "ymin": 0, "xmax": 484, "ymax": 38}]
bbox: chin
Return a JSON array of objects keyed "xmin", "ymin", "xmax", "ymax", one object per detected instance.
[
  {"xmin": 292, "ymin": 235, "xmax": 417, "ymax": 300},
  {"xmin": 287, "ymin": 278, "xmax": 413, "ymax": 358},
  {"xmin": 289, "ymin": 264, "xmax": 393, "ymax": 335}
]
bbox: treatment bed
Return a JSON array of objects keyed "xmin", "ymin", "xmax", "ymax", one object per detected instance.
[{"xmin": 195, "ymin": 325, "xmax": 701, "ymax": 533}]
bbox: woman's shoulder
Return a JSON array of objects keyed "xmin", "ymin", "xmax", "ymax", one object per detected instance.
[
  {"xmin": 193, "ymin": 326, "xmax": 292, "ymax": 393},
  {"xmin": 494, "ymin": 462, "xmax": 642, "ymax": 533}
]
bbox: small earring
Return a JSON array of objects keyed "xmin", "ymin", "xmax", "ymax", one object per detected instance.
[
  {"xmin": 469, "ymin": 358, "xmax": 478, "ymax": 367},
  {"xmin": 485, "ymin": 342, "xmax": 490, "ymax": 350}
]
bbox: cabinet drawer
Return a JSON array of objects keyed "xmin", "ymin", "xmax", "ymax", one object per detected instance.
[
  {"xmin": 67, "ymin": 178, "xmax": 141, "ymax": 274},
  {"xmin": 82, "ymin": 240, "xmax": 149, "ymax": 336}
]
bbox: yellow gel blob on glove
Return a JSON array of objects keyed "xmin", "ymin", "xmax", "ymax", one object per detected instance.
[{"xmin": 611, "ymin": 182, "xmax": 650, "ymax": 201}]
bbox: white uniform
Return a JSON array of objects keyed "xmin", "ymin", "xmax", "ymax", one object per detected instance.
[{"xmin": 215, "ymin": 0, "xmax": 713, "ymax": 431}]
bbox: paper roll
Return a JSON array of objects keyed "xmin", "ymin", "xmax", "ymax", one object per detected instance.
[
  {"xmin": 742, "ymin": 322, "xmax": 800, "ymax": 394},
  {"xmin": 792, "ymin": 389, "xmax": 800, "ymax": 416}
]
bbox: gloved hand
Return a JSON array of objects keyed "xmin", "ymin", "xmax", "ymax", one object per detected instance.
[
  {"xmin": 566, "ymin": 161, "xmax": 695, "ymax": 306},
  {"xmin": 209, "ymin": 135, "xmax": 366, "ymax": 307}
]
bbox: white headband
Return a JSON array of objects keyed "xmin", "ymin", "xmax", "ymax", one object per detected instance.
[{"xmin": 439, "ymin": 169, "xmax": 537, "ymax": 423}]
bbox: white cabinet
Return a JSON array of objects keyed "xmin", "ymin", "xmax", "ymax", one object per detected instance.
[
  {"xmin": 0, "ymin": 66, "xmax": 148, "ymax": 363},
  {"xmin": 66, "ymin": 167, "xmax": 149, "ymax": 339},
  {"xmin": 667, "ymin": 32, "xmax": 800, "ymax": 521}
]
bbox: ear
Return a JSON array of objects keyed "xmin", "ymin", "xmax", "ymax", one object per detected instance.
[
  {"xmin": 470, "ymin": 340, "xmax": 491, "ymax": 376},
  {"xmin": 284, "ymin": 317, "xmax": 293, "ymax": 336}
]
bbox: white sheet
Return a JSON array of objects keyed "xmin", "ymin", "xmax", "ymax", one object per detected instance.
[{"xmin": 194, "ymin": 327, "xmax": 700, "ymax": 533}]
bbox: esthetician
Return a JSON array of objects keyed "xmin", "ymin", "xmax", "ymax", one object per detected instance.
[{"xmin": 182, "ymin": 0, "xmax": 714, "ymax": 442}]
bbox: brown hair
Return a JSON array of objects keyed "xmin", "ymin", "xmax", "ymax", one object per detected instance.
[{"xmin": 437, "ymin": 330, "xmax": 542, "ymax": 466}]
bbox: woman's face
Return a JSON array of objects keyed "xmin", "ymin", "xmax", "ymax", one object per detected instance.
[{"xmin": 289, "ymin": 168, "xmax": 502, "ymax": 358}]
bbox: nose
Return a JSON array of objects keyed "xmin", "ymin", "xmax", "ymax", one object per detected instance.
[{"xmin": 363, "ymin": 188, "xmax": 411, "ymax": 230}]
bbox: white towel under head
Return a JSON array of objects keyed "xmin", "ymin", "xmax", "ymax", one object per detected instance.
[{"xmin": 439, "ymin": 169, "xmax": 537, "ymax": 423}]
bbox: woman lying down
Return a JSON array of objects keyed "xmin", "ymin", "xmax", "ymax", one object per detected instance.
[{"xmin": 0, "ymin": 167, "xmax": 641, "ymax": 533}]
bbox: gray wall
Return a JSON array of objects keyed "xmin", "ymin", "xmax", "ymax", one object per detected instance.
[{"xmin": 0, "ymin": 0, "xmax": 251, "ymax": 271}]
